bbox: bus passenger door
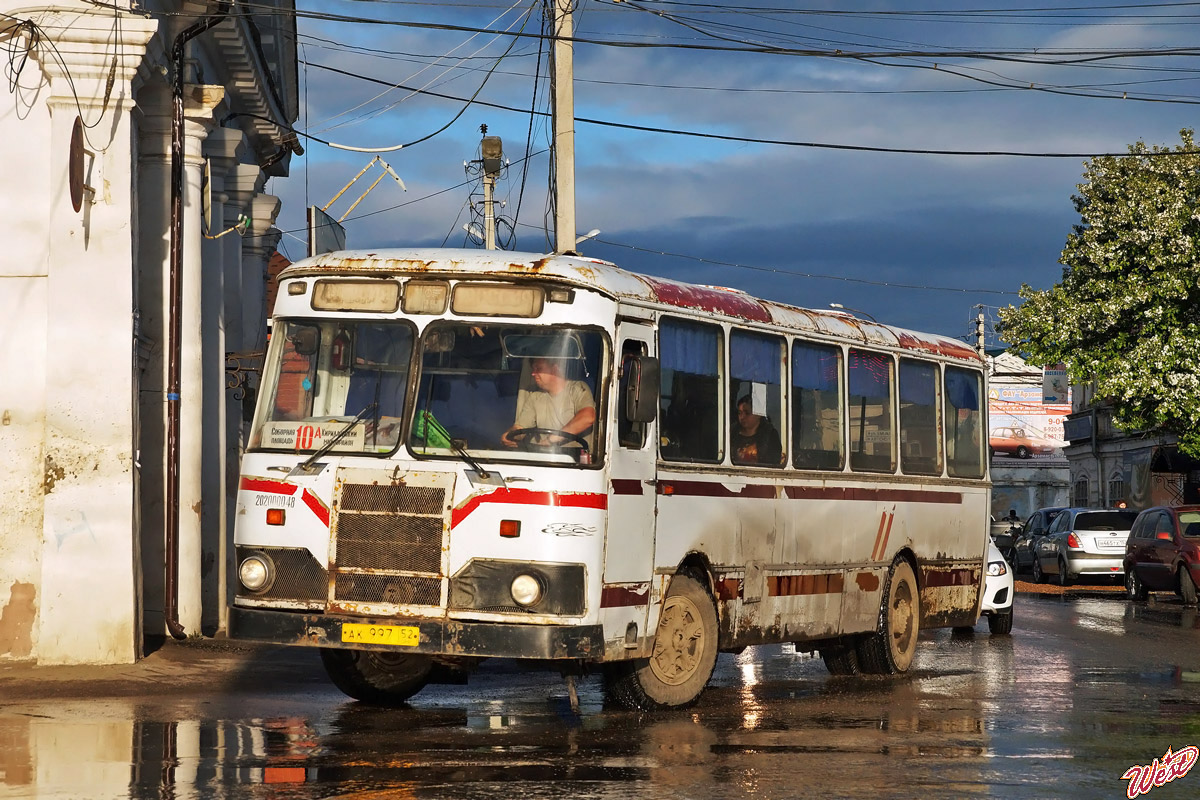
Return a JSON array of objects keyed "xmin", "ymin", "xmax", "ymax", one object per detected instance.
[{"xmin": 603, "ymin": 324, "xmax": 658, "ymax": 646}]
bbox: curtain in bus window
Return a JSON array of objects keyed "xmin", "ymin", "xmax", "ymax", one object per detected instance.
[
  {"xmin": 899, "ymin": 359, "xmax": 942, "ymax": 476},
  {"xmin": 945, "ymin": 367, "xmax": 984, "ymax": 478},
  {"xmin": 730, "ymin": 331, "xmax": 784, "ymax": 466},
  {"xmin": 792, "ymin": 342, "xmax": 843, "ymax": 470},
  {"xmin": 848, "ymin": 349, "xmax": 895, "ymax": 473},
  {"xmin": 659, "ymin": 318, "xmax": 722, "ymax": 462}
]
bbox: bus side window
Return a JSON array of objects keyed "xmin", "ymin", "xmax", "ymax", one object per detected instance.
[
  {"xmin": 659, "ymin": 318, "xmax": 722, "ymax": 463},
  {"xmin": 898, "ymin": 358, "xmax": 942, "ymax": 476},
  {"xmin": 729, "ymin": 331, "xmax": 785, "ymax": 467},
  {"xmin": 791, "ymin": 341, "xmax": 844, "ymax": 470},
  {"xmin": 618, "ymin": 341, "xmax": 647, "ymax": 448},
  {"xmin": 849, "ymin": 349, "xmax": 896, "ymax": 473},
  {"xmin": 945, "ymin": 366, "xmax": 985, "ymax": 478}
]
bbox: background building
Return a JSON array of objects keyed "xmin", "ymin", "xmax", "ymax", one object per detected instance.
[
  {"xmin": 987, "ymin": 352, "xmax": 1070, "ymax": 521},
  {"xmin": 0, "ymin": 0, "xmax": 298, "ymax": 664},
  {"xmin": 1062, "ymin": 384, "xmax": 1200, "ymax": 511}
]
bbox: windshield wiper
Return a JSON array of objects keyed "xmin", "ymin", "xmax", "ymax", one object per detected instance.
[
  {"xmin": 295, "ymin": 402, "xmax": 377, "ymax": 474},
  {"xmin": 448, "ymin": 437, "xmax": 490, "ymax": 480},
  {"xmin": 416, "ymin": 409, "xmax": 491, "ymax": 480}
]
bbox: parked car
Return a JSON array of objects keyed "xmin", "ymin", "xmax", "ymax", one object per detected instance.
[
  {"xmin": 955, "ymin": 539, "xmax": 1014, "ymax": 635},
  {"xmin": 1012, "ymin": 506, "xmax": 1067, "ymax": 573},
  {"xmin": 1032, "ymin": 507, "xmax": 1139, "ymax": 585},
  {"xmin": 981, "ymin": 539, "xmax": 1014, "ymax": 634},
  {"xmin": 1123, "ymin": 505, "xmax": 1200, "ymax": 604},
  {"xmin": 989, "ymin": 426, "xmax": 1059, "ymax": 459}
]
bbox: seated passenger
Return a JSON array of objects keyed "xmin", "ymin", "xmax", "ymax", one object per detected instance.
[
  {"xmin": 501, "ymin": 358, "xmax": 596, "ymax": 448},
  {"xmin": 732, "ymin": 395, "xmax": 782, "ymax": 465}
]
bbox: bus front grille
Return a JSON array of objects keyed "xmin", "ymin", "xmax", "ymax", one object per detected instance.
[{"xmin": 330, "ymin": 470, "xmax": 453, "ymax": 611}]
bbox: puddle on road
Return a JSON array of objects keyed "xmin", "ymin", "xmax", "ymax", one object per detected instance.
[{"xmin": 4, "ymin": 631, "xmax": 1200, "ymax": 798}]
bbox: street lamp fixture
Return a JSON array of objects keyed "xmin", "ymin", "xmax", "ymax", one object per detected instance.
[{"xmin": 829, "ymin": 303, "xmax": 879, "ymax": 323}]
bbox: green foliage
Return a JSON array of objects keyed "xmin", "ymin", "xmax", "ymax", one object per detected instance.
[{"xmin": 998, "ymin": 129, "xmax": 1200, "ymax": 457}]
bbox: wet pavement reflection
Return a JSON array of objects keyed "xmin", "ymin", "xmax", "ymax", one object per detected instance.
[{"xmin": 5, "ymin": 593, "xmax": 1200, "ymax": 799}]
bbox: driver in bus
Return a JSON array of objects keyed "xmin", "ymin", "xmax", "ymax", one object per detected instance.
[{"xmin": 501, "ymin": 357, "xmax": 596, "ymax": 449}]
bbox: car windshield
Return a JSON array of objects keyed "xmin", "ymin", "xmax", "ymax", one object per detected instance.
[
  {"xmin": 409, "ymin": 322, "xmax": 606, "ymax": 467},
  {"xmin": 249, "ymin": 319, "xmax": 413, "ymax": 454},
  {"xmin": 1180, "ymin": 512, "xmax": 1200, "ymax": 537},
  {"xmin": 1075, "ymin": 511, "xmax": 1138, "ymax": 531}
]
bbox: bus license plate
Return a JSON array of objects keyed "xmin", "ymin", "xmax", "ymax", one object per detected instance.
[{"xmin": 341, "ymin": 623, "xmax": 420, "ymax": 647}]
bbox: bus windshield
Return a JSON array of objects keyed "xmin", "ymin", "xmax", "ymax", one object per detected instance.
[
  {"xmin": 410, "ymin": 322, "xmax": 606, "ymax": 466},
  {"xmin": 250, "ymin": 319, "xmax": 414, "ymax": 454}
]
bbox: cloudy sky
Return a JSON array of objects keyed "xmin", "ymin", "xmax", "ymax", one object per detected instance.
[{"xmin": 266, "ymin": 1, "xmax": 1200, "ymax": 342}]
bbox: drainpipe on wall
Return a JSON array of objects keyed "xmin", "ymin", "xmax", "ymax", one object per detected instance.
[{"xmin": 166, "ymin": 4, "xmax": 229, "ymax": 640}]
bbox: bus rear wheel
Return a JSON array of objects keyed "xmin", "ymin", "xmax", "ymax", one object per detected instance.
[
  {"xmin": 319, "ymin": 647, "xmax": 433, "ymax": 705},
  {"xmin": 820, "ymin": 638, "xmax": 862, "ymax": 675},
  {"xmin": 856, "ymin": 559, "xmax": 920, "ymax": 675},
  {"xmin": 604, "ymin": 574, "xmax": 718, "ymax": 710}
]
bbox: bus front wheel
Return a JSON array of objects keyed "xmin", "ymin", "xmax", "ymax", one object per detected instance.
[
  {"xmin": 856, "ymin": 558, "xmax": 920, "ymax": 675},
  {"xmin": 319, "ymin": 647, "xmax": 433, "ymax": 705},
  {"xmin": 604, "ymin": 574, "xmax": 719, "ymax": 710}
]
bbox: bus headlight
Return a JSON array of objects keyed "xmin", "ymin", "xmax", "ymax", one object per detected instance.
[
  {"xmin": 510, "ymin": 573, "xmax": 544, "ymax": 607},
  {"xmin": 239, "ymin": 554, "xmax": 274, "ymax": 593}
]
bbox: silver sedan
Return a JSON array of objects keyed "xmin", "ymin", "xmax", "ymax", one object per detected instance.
[{"xmin": 1032, "ymin": 507, "xmax": 1139, "ymax": 586}]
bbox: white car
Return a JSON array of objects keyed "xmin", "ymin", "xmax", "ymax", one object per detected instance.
[{"xmin": 980, "ymin": 539, "xmax": 1014, "ymax": 634}]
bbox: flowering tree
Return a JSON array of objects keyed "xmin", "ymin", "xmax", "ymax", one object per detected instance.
[{"xmin": 998, "ymin": 129, "xmax": 1200, "ymax": 457}]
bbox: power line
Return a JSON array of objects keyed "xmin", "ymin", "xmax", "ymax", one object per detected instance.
[{"xmin": 300, "ymin": 59, "xmax": 1200, "ymax": 157}]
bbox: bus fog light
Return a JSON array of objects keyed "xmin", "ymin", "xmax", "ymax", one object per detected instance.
[
  {"xmin": 510, "ymin": 574, "xmax": 544, "ymax": 607},
  {"xmin": 239, "ymin": 554, "xmax": 274, "ymax": 593}
]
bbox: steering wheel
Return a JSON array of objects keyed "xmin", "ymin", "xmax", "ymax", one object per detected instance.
[{"xmin": 506, "ymin": 427, "xmax": 590, "ymax": 452}]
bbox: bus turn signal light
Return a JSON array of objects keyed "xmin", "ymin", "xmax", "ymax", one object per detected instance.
[
  {"xmin": 266, "ymin": 508, "xmax": 285, "ymax": 526},
  {"xmin": 499, "ymin": 519, "xmax": 521, "ymax": 538}
]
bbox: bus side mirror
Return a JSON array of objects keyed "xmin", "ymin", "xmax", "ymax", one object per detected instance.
[{"xmin": 626, "ymin": 356, "xmax": 660, "ymax": 423}]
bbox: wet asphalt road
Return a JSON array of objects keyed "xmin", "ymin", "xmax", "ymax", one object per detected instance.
[{"xmin": 5, "ymin": 590, "xmax": 1200, "ymax": 799}]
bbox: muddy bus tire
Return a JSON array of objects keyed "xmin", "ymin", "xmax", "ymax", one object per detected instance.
[
  {"xmin": 820, "ymin": 639, "xmax": 862, "ymax": 676},
  {"xmin": 603, "ymin": 574, "xmax": 719, "ymax": 710},
  {"xmin": 320, "ymin": 648, "xmax": 434, "ymax": 705},
  {"xmin": 856, "ymin": 559, "xmax": 920, "ymax": 675}
]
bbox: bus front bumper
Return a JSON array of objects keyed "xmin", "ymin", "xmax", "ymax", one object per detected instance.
[{"xmin": 229, "ymin": 605, "xmax": 605, "ymax": 660}]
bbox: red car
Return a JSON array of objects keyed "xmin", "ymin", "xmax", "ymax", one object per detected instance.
[
  {"xmin": 989, "ymin": 426, "xmax": 1058, "ymax": 459},
  {"xmin": 1123, "ymin": 505, "xmax": 1200, "ymax": 604}
]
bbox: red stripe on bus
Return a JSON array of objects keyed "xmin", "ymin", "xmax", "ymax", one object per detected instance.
[
  {"xmin": 785, "ymin": 486, "xmax": 962, "ymax": 504},
  {"xmin": 451, "ymin": 488, "xmax": 607, "ymax": 528},
  {"xmin": 610, "ymin": 479, "xmax": 644, "ymax": 496},
  {"xmin": 871, "ymin": 511, "xmax": 888, "ymax": 561},
  {"xmin": 922, "ymin": 567, "xmax": 978, "ymax": 588},
  {"xmin": 768, "ymin": 573, "xmax": 844, "ymax": 597},
  {"xmin": 658, "ymin": 480, "xmax": 776, "ymax": 499},
  {"xmin": 600, "ymin": 583, "xmax": 650, "ymax": 608},
  {"xmin": 301, "ymin": 489, "xmax": 330, "ymax": 528},
  {"xmin": 240, "ymin": 476, "xmax": 298, "ymax": 496},
  {"xmin": 656, "ymin": 481, "xmax": 961, "ymax": 505}
]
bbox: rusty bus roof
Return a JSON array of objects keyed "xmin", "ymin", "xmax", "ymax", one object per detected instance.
[{"xmin": 280, "ymin": 248, "xmax": 981, "ymax": 363}]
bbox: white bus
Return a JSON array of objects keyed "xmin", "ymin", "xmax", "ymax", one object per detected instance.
[{"xmin": 230, "ymin": 248, "xmax": 990, "ymax": 710}]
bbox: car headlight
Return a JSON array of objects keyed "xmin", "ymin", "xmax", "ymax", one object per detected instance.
[
  {"xmin": 987, "ymin": 560, "xmax": 1008, "ymax": 577},
  {"xmin": 239, "ymin": 554, "xmax": 274, "ymax": 593},
  {"xmin": 510, "ymin": 573, "xmax": 544, "ymax": 607}
]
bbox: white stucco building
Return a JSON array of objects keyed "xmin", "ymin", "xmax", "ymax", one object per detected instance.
[{"xmin": 0, "ymin": 1, "xmax": 298, "ymax": 664}]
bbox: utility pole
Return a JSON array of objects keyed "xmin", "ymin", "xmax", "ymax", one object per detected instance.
[
  {"xmin": 974, "ymin": 306, "xmax": 986, "ymax": 356},
  {"xmin": 481, "ymin": 128, "xmax": 503, "ymax": 250},
  {"xmin": 550, "ymin": 0, "xmax": 576, "ymax": 255}
]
